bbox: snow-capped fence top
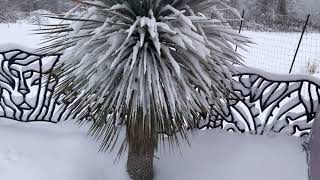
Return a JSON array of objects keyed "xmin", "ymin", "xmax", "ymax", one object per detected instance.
[{"xmin": 0, "ymin": 44, "xmax": 320, "ymax": 139}]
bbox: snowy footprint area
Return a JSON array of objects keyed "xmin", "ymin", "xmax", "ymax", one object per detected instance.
[{"xmin": 0, "ymin": 118, "xmax": 308, "ymax": 180}]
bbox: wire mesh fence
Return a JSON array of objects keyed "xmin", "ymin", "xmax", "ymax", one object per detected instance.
[{"xmin": 228, "ymin": 12, "xmax": 320, "ymax": 76}]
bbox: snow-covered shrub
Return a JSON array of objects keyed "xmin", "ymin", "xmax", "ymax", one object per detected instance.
[
  {"xmin": 0, "ymin": 0, "xmax": 75, "ymax": 23},
  {"xmin": 26, "ymin": 10, "xmax": 53, "ymax": 25},
  {"xmin": 40, "ymin": 0, "xmax": 249, "ymax": 179},
  {"xmin": 301, "ymin": 59, "xmax": 320, "ymax": 75},
  {"xmin": 0, "ymin": 11, "xmax": 19, "ymax": 23}
]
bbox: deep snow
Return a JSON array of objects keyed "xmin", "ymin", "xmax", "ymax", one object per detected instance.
[{"xmin": 0, "ymin": 118, "xmax": 308, "ymax": 180}]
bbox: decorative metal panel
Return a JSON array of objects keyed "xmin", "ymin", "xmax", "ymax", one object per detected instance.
[
  {"xmin": 202, "ymin": 67, "xmax": 320, "ymax": 138},
  {"xmin": 0, "ymin": 49, "xmax": 67, "ymax": 122}
]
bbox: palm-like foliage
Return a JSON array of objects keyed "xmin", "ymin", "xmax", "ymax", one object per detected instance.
[{"xmin": 39, "ymin": 0, "xmax": 249, "ymax": 155}]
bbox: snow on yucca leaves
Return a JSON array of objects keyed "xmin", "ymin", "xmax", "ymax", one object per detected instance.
[{"xmin": 39, "ymin": 0, "xmax": 250, "ymax": 154}]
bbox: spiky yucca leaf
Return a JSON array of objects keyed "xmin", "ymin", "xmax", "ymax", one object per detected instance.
[{"xmin": 40, "ymin": 0, "xmax": 250, "ymax": 154}]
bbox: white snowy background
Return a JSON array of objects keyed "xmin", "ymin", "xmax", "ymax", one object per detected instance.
[
  {"xmin": 2, "ymin": 22, "xmax": 319, "ymax": 75},
  {"xmin": 0, "ymin": 17, "xmax": 317, "ymax": 180}
]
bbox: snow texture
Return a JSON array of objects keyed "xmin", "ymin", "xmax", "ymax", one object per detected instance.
[
  {"xmin": 0, "ymin": 118, "xmax": 308, "ymax": 180},
  {"xmin": 0, "ymin": 23, "xmax": 43, "ymax": 48}
]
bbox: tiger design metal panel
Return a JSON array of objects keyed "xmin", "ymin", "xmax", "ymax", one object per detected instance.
[{"xmin": 0, "ymin": 48, "xmax": 67, "ymax": 122}]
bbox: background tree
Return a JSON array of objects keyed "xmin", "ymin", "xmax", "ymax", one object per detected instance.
[
  {"xmin": 277, "ymin": 0, "xmax": 288, "ymax": 15},
  {"xmin": 39, "ymin": 0, "xmax": 249, "ymax": 180},
  {"xmin": 229, "ymin": 0, "xmax": 239, "ymax": 10},
  {"xmin": 256, "ymin": 0, "xmax": 270, "ymax": 14}
]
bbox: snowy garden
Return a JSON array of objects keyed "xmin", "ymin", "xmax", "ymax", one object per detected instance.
[{"xmin": 0, "ymin": 0, "xmax": 320, "ymax": 180}]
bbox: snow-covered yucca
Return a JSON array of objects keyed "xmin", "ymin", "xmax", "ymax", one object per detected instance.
[{"xmin": 39, "ymin": 0, "xmax": 249, "ymax": 179}]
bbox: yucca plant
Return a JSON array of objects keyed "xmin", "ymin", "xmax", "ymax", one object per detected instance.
[{"xmin": 38, "ymin": 0, "xmax": 249, "ymax": 179}]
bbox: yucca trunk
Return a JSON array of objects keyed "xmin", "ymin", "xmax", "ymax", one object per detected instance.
[{"xmin": 127, "ymin": 125, "xmax": 157, "ymax": 180}]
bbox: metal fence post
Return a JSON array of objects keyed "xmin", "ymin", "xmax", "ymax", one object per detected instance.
[
  {"xmin": 309, "ymin": 106, "xmax": 320, "ymax": 180},
  {"xmin": 289, "ymin": 14, "xmax": 310, "ymax": 73},
  {"xmin": 235, "ymin": 10, "xmax": 245, "ymax": 52}
]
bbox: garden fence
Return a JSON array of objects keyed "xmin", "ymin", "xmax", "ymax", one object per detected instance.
[{"xmin": 223, "ymin": 11, "xmax": 320, "ymax": 76}]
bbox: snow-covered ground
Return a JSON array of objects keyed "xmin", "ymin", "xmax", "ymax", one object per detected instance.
[
  {"xmin": 0, "ymin": 21, "xmax": 316, "ymax": 180},
  {"xmin": 0, "ymin": 118, "xmax": 308, "ymax": 180}
]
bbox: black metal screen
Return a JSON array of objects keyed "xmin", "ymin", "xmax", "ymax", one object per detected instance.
[
  {"xmin": 203, "ymin": 67, "xmax": 320, "ymax": 138},
  {"xmin": 1, "ymin": 48, "xmax": 320, "ymax": 138},
  {"xmin": 0, "ymin": 49, "xmax": 67, "ymax": 122}
]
